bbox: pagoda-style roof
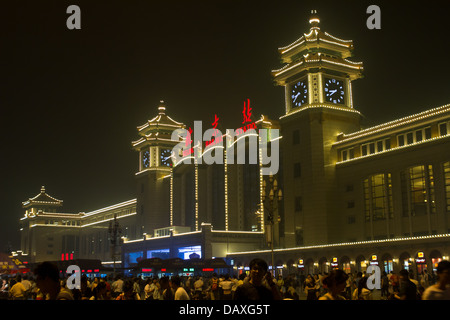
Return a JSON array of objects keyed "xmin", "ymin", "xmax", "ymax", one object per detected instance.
[
  {"xmin": 132, "ymin": 101, "xmax": 185, "ymax": 149},
  {"xmin": 22, "ymin": 186, "xmax": 63, "ymax": 208},
  {"xmin": 278, "ymin": 11, "xmax": 354, "ymax": 62},
  {"xmin": 272, "ymin": 10, "xmax": 363, "ymax": 85}
]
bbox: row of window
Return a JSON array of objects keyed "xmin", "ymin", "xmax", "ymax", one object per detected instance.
[
  {"xmin": 294, "ymin": 163, "xmax": 450, "ymax": 225},
  {"xmin": 362, "ymin": 164, "xmax": 441, "ymax": 222},
  {"xmin": 339, "ymin": 122, "xmax": 450, "ymax": 162}
]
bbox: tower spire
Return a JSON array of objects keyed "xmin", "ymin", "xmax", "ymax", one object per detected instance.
[
  {"xmin": 158, "ymin": 100, "xmax": 166, "ymax": 114},
  {"xmin": 309, "ymin": 9, "xmax": 320, "ymax": 29}
]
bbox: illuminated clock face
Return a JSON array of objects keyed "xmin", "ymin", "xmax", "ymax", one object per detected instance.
[
  {"xmin": 324, "ymin": 78, "xmax": 345, "ymax": 104},
  {"xmin": 160, "ymin": 149, "xmax": 172, "ymax": 167},
  {"xmin": 291, "ymin": 80, "xmax": 308, "ymax": 107},
  {"xmin": 142, "ymin": 150, "xmax": 150, "ymax": 168}
]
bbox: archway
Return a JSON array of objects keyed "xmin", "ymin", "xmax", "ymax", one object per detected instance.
[
  {"xmin": 399, "ymin": 251, "xmax": 412, "ymax": 271},
  {"xmin": 305, "ymin": 258, "xmax": 314, "ymax": 276},
  {"xmin": 318, "ymin": 257, "xmax": 329, "ymax": 274},
  {"xmin": 381, "ymin": 253, "xmax": 394, "ymax": 274},
  {"xmin": 340, "ymin": 256, "xmax": 351, "ymax": 274},
  {"xmin": 429, "ymin": 250, "xmax": 443, "ymax": 273},
  {"xmin": 355, "ymin": 255, "xmax": 366, "ymax": 273}
]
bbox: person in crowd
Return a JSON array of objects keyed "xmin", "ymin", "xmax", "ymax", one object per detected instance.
[
  {"xmin": 116, "ymin": 279, "xmax": 140, "ymax": 300},
  {"xmin": 160, "ymin": 276, "xmax": 174, "ymax": 300},
  {"xmin": 152, "ymin": 279, "xmax": 163, "ymax": 300},
  {"xmin": 219, "ymin": 274, "xmax": 234, "ymax": 300},
  {"xmin": 304, "ymin": 274, "xmax": 317, "ymax": 300},
  {"xmin": 9, "ymin": 276, "xmax": 26, "ymax": 300},
  {"xmin": 345, "ymin": 273, "xmax": 353, "ymax": 299},
  {"xmin": 209, "ymin": 273, "xmax": 220, "ymax": 300},
  {"xmin": 0, "ymin": 278, "xmax": 9, "ymax": 299},
  {"xmin": 420, "ymin": 269, "xmax": 430, "ymax": 289},
  {"xmin": 193, "ymin": 276, "xmax": 204, "ymax": 299},
  {"xmin": 380, "ymin": 271, "xmax": 389, "ymax": 299},
  {"xmin": 389, "ymin": 271, "xmax": 399, "ymax": 294},
  {"xmin": 393, "ymin": 269, "xmax": 417, "ymax": 300},
  {"xmin": 90, "ymin": 281, "xmax": 108, "ymax": 300},
  {"xmin": 34, "ymin": 261, "xmax": 74, "ymax": 300},
  {"xmin": 352, "ymin": 276, "xmax": 372, "ymax": 300},
  {"xmin": 111, "ymin": 274, "xmax": 124, "ymax": 299},
  {"xmin": 144, "ymin": 278, "xmax": 153, "ymax": 300},
  {"xmin": 422, "ymin": 260, "xmax": 450, "ymax": 300},
  {"xmin": 171, "ymin": 275, "xmax": 190, "ymax": 300},
  {"xmin": 234, "ymin": 258, "xmax": 281, "ymax": 301},
  {"xmin": 319, "ymin": 269, "xmax": 349, "ymax": 300}
]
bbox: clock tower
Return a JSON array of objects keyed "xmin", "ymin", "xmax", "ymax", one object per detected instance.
[
  {"xmin": 132, "ymin": 101, "xmax": 185, "ymax": 238},
  {"xmin": 272, "ymin": 11, "xmax": 364, "ymax": 247}
]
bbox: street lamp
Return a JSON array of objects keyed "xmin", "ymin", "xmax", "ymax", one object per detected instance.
[{"xmin": 261, "ymin": 174, "xmax": 283, "ymax": 276}]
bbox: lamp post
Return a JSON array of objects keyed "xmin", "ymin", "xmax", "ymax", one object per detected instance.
[
  {"xmin": 261, "ymin": 174, "xmax": 283, "ymax": 276},
  {"xmin": 108, "ymin": 213, "xmax": 122, "ymax": 277}
]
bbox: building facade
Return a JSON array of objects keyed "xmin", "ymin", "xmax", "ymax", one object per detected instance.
[{"xmin": 18, "ymin": 11, "xmax": 450, "ymax": 277}]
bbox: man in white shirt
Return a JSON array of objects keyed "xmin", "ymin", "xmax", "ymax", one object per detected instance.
[
  {"xmin": 172, "ymin": 276, "xmax": 190, "ymax": 300},
  {"xmin": 422, "ymin": 260, "xmax": 450, "ymax": 300}
]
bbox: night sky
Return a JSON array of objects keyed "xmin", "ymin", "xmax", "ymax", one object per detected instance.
[{"xmin": 1, "ymin": 0, "xmax": 449, "ymax": 251}]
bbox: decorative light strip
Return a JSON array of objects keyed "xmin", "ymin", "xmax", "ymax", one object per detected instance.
[
  {"xmin": 259, "ymin": 139, "xmax": 264, "ymax": 233},
  {"xmin": 29, "ymin": 224, "xmax": 80, "ymax": 228},
  {"xmin": 194, "ymin": 160, "xmax": 199, "ymax": 231},
  {"xmin": 334, "ymin": 104, "xmax": 450, "ymax": 145},
  {"xmin": 212, "ymin": 230, "xmax": 264, "ymax": 235},
  {"xmin": 123, "ymin": 230, "xmax": 203, "ymax": 243},
  {"xmin": 279, "ymin": 39, "xmax": 306, "ymax": 54},
  {"xmin": 81, "ymin": 212, "xmax": 137, "ymax": 228},
  {"xmin": 318, "ymin": 38, "xmax": 351, "ymax": 48},
  {"xmin": 224, "ymin": 149, "xmax": 229, "ymax": 231},
  {"xmin": 272, "ymin": 60, "xmax": 304, "ymax": 77},
  {"xmin": 135, "ymin": 167, "xmax": 171, "ymax": 175},
  {"xmin": 343, "ymin": 58, "xmax": 364, "ymax": 65},
  {"xmin": 170, "ymin": 170, "xmax": 173, "ymax": 226},
  {"xmin": 273, "ymin": 56, "xmax": 362, "ymax": 78},
  {"xmin": 227, "ymin": 233, "xmax": 450, "ymax": 256},
  {"xmin": 102, "ymin": 261, "xmax": 122, "ymax": 265},
  {"xmin": 22, "ymin": 200, "xmax": 62, "ymax": 206},
  {"xmin": 336, "ymin": 133, "xmax": 450, "ymax": 165},
  {"xmin": 29, "ymin": 213, "xmax": 83, "ymax": 219},
  {"xmin": 166, "ymin": 115, "xmax": 184, "ymax": 126},
  {"xmin": 324, "ymin": 32, "xmax": 353, "ymax": 43},
  {"xmin": 321, "ymin": 58, "xmax": 363, "ymax": 70},
  {"xmin": 132, "ymin": 138, "xmax": 146, "ymax": 147},
  {"xmin": 84, "ymin": 199, "xmax": 137, "ymax": 216},
  {"xmin": 27, "ymin": 191, "xmax": 62, "ymax": 203},
  {"xmin": 279, "ymin": 104, "xmax": 361, "ymax": 119}
]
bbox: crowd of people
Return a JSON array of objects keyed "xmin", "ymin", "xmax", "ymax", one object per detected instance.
[{"xmin": 1, "ymin": 258, "xmax": 449, "ymax": 300}]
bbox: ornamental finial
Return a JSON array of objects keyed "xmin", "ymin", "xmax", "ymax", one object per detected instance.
[
  {"xmin": 309, "ymin": 10, "xmax": 320, "ymax": 28},
  {"xmin": 158, "ymin": 100, "xmax": 166, "ymax": 114}
]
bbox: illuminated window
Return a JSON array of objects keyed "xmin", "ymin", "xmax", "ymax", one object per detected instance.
[
  {"xmin": 401, "ymin": 165, "xmax": 436, "ymax": 217},
  {"xmin": 363, "ymin": 173, "xmax": 393, "ymax": 221},
  {"xmin": 443, "ymin": 162, "xmax": 450, "ymax": 212},
  {"xmin": 341, "ymin": 148, "xmax": 354, "ymax": 161},
  {"xmin": 397, "ymin": 127, "xmax": 431, "ymax": 147}
]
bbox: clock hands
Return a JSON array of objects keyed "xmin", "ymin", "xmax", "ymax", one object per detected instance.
[
  {"xmin": 292, "ymin": 92, "xmax": 301, "ymax": 102},
  {"xmin": 329, "ymin": 89, "xmax": 337, "ymax": 96}
]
